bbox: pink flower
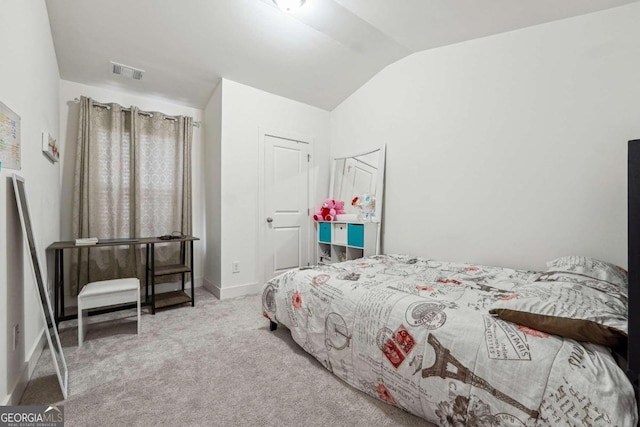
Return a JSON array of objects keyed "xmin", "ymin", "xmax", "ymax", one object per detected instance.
[
  {"xmin": 291, "ymin": 291, "xmax": 302, "ymax": 309},
  {"xmin": 416, "ymin": 285, "xmax": 434, "ymax": 292},
  {"xmin": 376, "ymin": 384, "xmax": 396, "ymax": 405},
  {"xmin": 437, "ymin": 278, "xmax": 462, "ymax": 285},
  {"xmin": 499, "ymin": 293, "xmax": 519, "ymax": 301},
  {"xmin": 465, "ymin": 266, "xmax": 480, "ymax": 272},
  {"xmin": 518, "ymin": 325, "xmax": 549, "ymax": 338}
]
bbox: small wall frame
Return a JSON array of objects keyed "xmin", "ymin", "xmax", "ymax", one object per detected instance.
[{"xmin": 42, "ymin": 131, "xmax": 60, "ymax": 163}]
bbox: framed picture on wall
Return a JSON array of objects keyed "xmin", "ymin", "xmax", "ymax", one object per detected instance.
[
  {"xmin": 42, "ymin": 131, "xmax": 60, "ymax": 162},
  {"xmin": 0, "ymin": 100, "xmax": 21, "ymax": 169}
]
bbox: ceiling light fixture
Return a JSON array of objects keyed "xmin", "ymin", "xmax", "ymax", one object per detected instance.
[{"xmin": 272, "ymin": 0, "xmax": 306, "ymax": 13}]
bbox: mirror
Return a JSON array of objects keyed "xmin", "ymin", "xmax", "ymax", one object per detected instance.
[
  {"xmin": 12, "ymin": 174, "xmax": 68, "ymax": 399},
  {"xmin": 329, "ymin": 145, "xmax": 386, "ymax": 222}
]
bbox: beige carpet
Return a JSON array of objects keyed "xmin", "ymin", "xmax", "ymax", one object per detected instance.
[{"xmin": 21, "ymin": 288, "xmax": 435, "ymax": 427}]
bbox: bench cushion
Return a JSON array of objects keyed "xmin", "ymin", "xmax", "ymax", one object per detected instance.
[{"xmin": 79, "ymin": 278, "xmax": 139, "ymax": 297}]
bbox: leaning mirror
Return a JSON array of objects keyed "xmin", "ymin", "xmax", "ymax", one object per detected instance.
[
  {"xmin": 12, "ymin": 174, "xmax": 68, "ymax": 399},
  {"xmin": 329, "ymin": 145, "xmax": 386, "ymax": 223}
]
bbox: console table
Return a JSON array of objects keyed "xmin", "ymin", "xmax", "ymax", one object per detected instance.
[{"xmin": 48, "ymin": 236, "xmax": 199, "ymax": 324}]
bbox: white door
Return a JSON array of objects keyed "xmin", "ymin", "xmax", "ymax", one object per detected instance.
[
  {"xmin": 264, "ymin": 135, "xmax": 310, "ymax": 281},
  {"xmin": 341, "ymin": 157, "xmax": 377, "ymax": 202}
]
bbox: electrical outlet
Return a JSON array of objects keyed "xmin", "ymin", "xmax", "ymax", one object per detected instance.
[
  {"xmin": 232, "ymin": 261, "xmax": 240, "ymax": 273},
  {"xmin": 13, "ymin": 324, "xmax": 19, "ymax": 351}
]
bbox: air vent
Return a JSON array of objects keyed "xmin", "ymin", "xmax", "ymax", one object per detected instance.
[{"xmin": 110, "ymin": 61, "xmax": 144, "ymax": 80}]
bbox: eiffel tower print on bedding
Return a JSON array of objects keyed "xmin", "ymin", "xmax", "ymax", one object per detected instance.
[{"xmin": 262, "ymin": 254, "xmax": 637, "ymax": 426}]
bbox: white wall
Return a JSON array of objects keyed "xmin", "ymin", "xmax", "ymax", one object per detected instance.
[
  {"xmin": 331, "ymin": 3, "xmax": 640, "ymax": 271},
  {"xmin": 0, "ymin": 0, "xmax": 61, "ymax": 404},
  {"xmin": 58, "ymin": 80, "xmax": 206, "ymax": 292},
  {"xmin": 204, "ymin": 79, "xmax": 331, "ymax": 297},
  {"xmin": 203, "ymin": 82, "xmax": 222, "ymax": 288}
]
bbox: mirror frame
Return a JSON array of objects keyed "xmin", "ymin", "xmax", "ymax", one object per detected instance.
[
  {"xmin": 329, "ymin": 144, "xmax": 386, "ymax": 223},
  {"xmin": 12, "ymin": 173, "xmax": 68, "ymax": 399}
]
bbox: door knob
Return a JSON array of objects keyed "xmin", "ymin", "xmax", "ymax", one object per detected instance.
[{"xmin": 266, "ymin": 217, "xmax": 273, "ymax": 223}]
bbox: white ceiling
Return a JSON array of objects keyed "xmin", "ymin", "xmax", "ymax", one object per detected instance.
[{"xmin": 46, "ymin": 0, "xmax": 638, "ymax": 111}]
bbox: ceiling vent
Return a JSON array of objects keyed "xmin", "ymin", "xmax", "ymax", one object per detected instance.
[{"xmin": 110, "ymin": 61, "xmax": 144, "ymax": 80}]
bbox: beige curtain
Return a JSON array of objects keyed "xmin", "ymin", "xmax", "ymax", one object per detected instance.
[
  {"xmin": 131, "ymin": 108, "xmax": 193, "ymax": 282},
  {"xmin": 71, "ymin": 97, "xmax": 193, "ymax": 296}
]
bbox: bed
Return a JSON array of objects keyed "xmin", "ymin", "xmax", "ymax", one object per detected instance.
[
  {"xmin": 262, "ymin": 138, "xmax": 640, "ymax": 426},
  {"xmin": 262, "ymin": 254, "xmax": 636, "ymax": 426}
]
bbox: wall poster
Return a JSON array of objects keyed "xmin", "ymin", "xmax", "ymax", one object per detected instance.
[{"xmin": 0, "ymin": 100, "xmax": 21, "ymax": 170}]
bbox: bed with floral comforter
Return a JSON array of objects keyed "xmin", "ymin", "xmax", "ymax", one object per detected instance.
[{"xmin": 261, "ymin": 254, "xmax": 637, "ymax": 426}]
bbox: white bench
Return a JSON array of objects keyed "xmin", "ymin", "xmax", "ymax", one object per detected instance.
[{"xmin": 77, "ymin": 278, "xmax": 141, "ymax": 347}]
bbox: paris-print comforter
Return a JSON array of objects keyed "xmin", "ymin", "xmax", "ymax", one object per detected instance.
[{"xmin": 261, "ymin": 255, "xmax": 637, "ymax": 426}]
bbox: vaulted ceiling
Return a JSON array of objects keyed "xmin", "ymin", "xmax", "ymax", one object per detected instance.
[{"xmin": 46, "ymin": 0, "xmax": 638, "ymax": 110}]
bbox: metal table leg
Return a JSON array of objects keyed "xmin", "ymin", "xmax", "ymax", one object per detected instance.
[
  {"xmin": 60, "ymin": 249, "xmax": 65, "ymax": 320},
  {"xmin": 190, "ymin": 240, "xmax": 195, "ymax": 307},
  {"xmin": 151, "ymin": 243, "xmax": 156, "ymax": 314},
  {"xmin": 145, "ymin": 243, "xmax": 150, "ymax": 303}
]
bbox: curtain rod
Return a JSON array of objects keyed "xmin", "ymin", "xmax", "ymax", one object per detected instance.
[{"xmin": 73, "ymin": 98, "xmax": 201, "ymax": 128}]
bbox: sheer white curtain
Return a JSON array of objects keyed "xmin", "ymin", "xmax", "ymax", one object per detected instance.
[{"xmin": 71, "ymin": 96, "xmax": 192, "ymax": 296}]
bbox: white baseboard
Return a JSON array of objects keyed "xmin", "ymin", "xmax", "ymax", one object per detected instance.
[
  {"xmin": 27, "ymin": 330, "xmax": 47, "ymax": 378},
  {"xmin": 202, "ymin": 278, "xmax": 217, "ymax": 297},
  {"xmin": 3, "ymin": 329, "xmax": 46, "ymax": 406},
  {"xmin": 203, "ymin": 278, "xmax": 260, "ymax": 300}
]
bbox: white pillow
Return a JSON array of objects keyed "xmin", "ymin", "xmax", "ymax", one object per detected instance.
[{"xmin": 544, "ymin": 256, "xmax": 627, "ymax": 288}]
